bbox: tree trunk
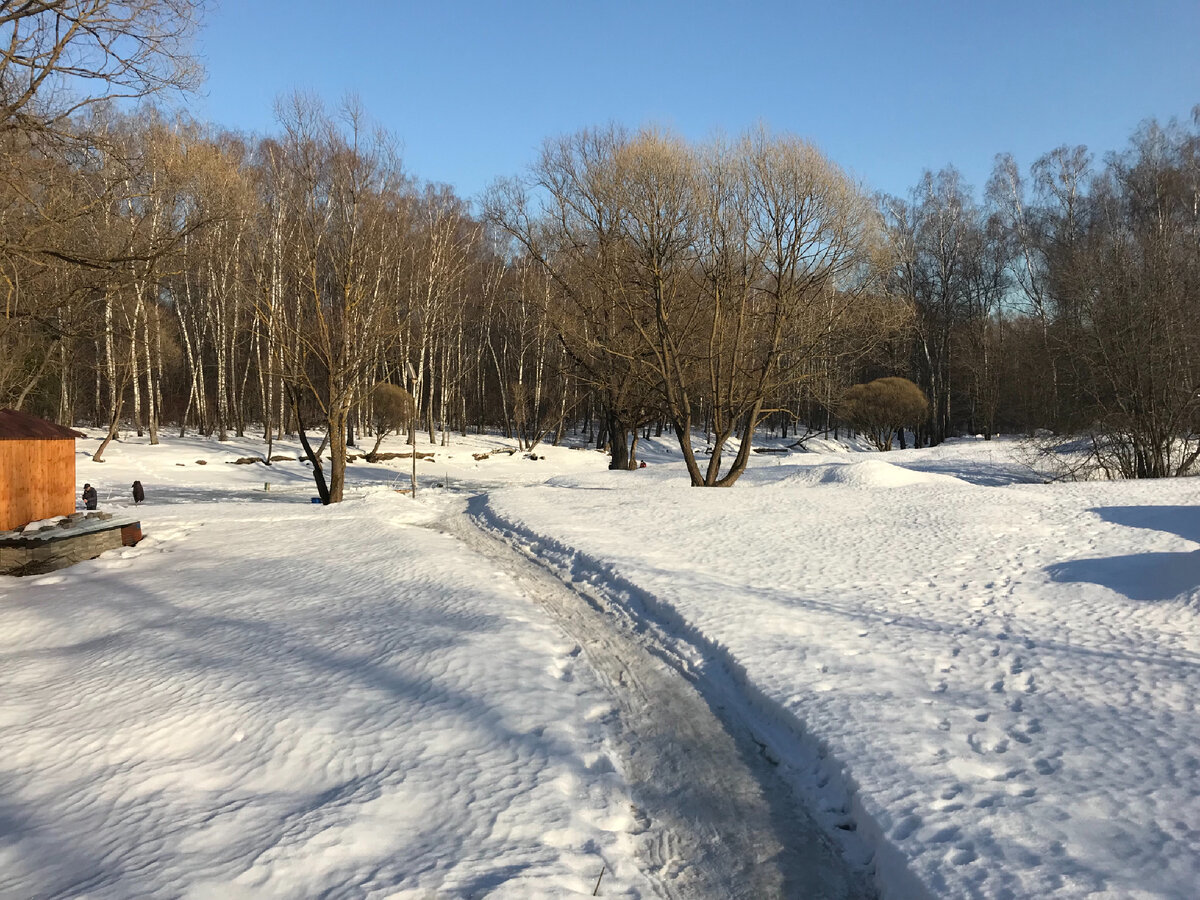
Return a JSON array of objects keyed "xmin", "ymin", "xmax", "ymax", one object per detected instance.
[
  {"xmin": 293, "ymin": 395, "xmax": 330, "ymax": 504},
  {"xmin": 93, "ymin": 380, "xmax": 128, "ymax": 463},
  {"xmin": 327, "ymin": 408, "xmax": 348, "ymax": 503},
  {"xmin": 607, "ymin": 414, "xmax": 638, "ymax": 470}
]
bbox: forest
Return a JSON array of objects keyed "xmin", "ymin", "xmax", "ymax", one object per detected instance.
[{"xmin": 3, "ymin": 1, "xmax": 1198, "ymax": 497}]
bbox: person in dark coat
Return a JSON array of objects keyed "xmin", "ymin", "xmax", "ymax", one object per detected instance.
[
  {"xmin": 82, "ymin": 484, "xmax": 98, "ymax": 510},
  {"xmin": 132, "ymin": 481, "xmax": 145, "ymax": 505}
]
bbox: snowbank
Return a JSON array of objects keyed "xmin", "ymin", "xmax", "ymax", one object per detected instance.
[{"xmin": 775, "ymin": 458, "xmax": 969, "ymax": 489}]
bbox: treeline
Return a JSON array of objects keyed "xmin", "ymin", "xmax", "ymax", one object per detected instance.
[
  {"xmin": 2, "ymin": 2, "xmax": 1197, "ymax": 493},
  {"xmin": 487, "ymin": 116, "xmax": 1200, "ymax": 483},
  {"xmin": 3, "ymin": 99, "xmax": 578, "ymax": 501},
  {"xmin": 880, "ymin": 120, "xmax": 1200, "ymax": 479}
]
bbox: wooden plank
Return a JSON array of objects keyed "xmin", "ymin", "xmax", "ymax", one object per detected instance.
[{"xmin": 0, "ymin": 439, "xmax": 78, "ymax": 531}]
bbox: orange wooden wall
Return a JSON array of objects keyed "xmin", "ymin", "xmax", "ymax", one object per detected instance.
[{"xmin": 0, "ymin": 439, "xmax": 77, "ymax": 531}]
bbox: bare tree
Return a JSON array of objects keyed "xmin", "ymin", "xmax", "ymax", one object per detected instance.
[
  {"xmin": 1059, "ymin": 115, "xmax": 1200, "ymax": 477},
  {"xmin": 266, "ymin": 95, "xmax": 411, "ymax": 503},
  {"xmin": 0, "ymin": 0, "xmax": 203, "ymax": 136},
  {"xmin": 486, "ymin": 126, "xmax": 660, "ymax": 470},
  {"xmin": 490, "ymin": 126, "xmax": 887, "ymax": 482},
  {"xmin": 685, "ymin": 129, "xmax": 884, "ymax": 484},
  {"xmin": 881, "ymin": 169, "xmax": 977, "ymax": 446}
]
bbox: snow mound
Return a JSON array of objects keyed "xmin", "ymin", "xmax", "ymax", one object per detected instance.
[
  {"xmin": 782, "ymin": 458, "xmax": 968, "ymax": 489},
  {"xmin": 793, "ymin": 437, "xmax": 855, "ymax": 454}
]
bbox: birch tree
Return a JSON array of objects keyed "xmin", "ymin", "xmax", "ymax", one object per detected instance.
[{"xmin": 269, "ymin": 95, "xmax": 411, "ymax": 503}]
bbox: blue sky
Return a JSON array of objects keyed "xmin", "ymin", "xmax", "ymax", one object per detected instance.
[{"xmin": 193, "ymin": 1, "xmax": 1199, "ymax": 205}]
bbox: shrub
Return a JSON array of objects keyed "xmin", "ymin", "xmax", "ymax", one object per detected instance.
[{"xmin": 839, "ymin": 377, "xmax": 929, "ymax": 451}]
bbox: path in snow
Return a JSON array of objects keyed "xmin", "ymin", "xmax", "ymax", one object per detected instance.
[{"xmin": 448, "ymin": 494, "xmax": 874, "ymax": 900}]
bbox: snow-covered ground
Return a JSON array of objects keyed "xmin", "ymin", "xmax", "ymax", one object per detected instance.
[
  {"xmin": 2, "ymin": 429, "xmax": 1198, "ymax": 898},
  {"xmin": 0, "ymin": 434, "xmax": 657, "ymax": 898},
  {"xmin": 482, "ymin": 437, "xmax": 1200, "ymax": 899}
]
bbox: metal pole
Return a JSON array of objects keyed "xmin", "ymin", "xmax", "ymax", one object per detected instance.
[{"xmin": 407, "ymin": 362, "xmax": 417, "ymax": 498}]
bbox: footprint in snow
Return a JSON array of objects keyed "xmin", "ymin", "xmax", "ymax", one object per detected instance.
[
  {"xmin": 1006, "ymin": 725, "xmax": 1034, "ymax": 745},
  {"xmin": 948, "ymin": 844, "xmax": 977, "ymax": 865},
  {"xmin": 1033, "ymin": 752, "xmax": 1063, "ymax": 775},
  {"xmin": 927, "ymin": 824, "xmax": 961, "ymax": 843},
  {"xmin": 630, "ymin": 804, "xmax": 651, "ymax": 834},
  {"xmin": 584, "ymin": 752, "xmax": 615, "ymax": 775},
  {"xmin": 891, "ymin": 814, "xmax": 922, "ymax": 841}
]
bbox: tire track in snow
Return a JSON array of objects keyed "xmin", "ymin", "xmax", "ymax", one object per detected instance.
[{"xmin": 438, "ymin": 494, "xmax": 875, "ymax": 900}]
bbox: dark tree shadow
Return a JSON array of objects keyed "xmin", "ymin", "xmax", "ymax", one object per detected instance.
[
  {"xmin": 888, "ymin": 457, "xmax": 1042, "ymax": 487},
  {"xmin": 1047, "ymin": 551, "xmax": 1200, "ymax": 601},
  {"xmin": 1046, "ymin": 506, "xmax": 1200, "ymax": 602},
  {"xmin": 1092, "ymin": 505, "xmax": 1200, "ymax": 544}
]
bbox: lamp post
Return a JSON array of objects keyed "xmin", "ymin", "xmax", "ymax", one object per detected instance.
[{"xmin": 406, "ymin": 362, "xmax": 417, "ymax": 497}]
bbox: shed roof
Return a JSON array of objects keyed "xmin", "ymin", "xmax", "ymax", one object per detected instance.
[{"xmin": 0, "ymin": 409, "xmax": 85, "ymax": 440}]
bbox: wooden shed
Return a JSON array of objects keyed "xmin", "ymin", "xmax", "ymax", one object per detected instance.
[{"xmin": 0, "ymin": 410, "xmax": 85, "ymax": 532}]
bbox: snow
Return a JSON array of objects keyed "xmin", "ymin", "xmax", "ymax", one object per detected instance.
[
  {"xmin": 481, "ymin": 438, "xmax": 1200, "ymax": 899},
  {"xmin": 0, "ymin": 434, "xmax": 652, "ymax": 898},
  {"xmin": 775, "ymin": 457, "xmax": 968, "ymax": 489},
  {"xmin": 6, "ymin": 515, "xmax": 68, "ymax": 533},
  {"xmin": 2, "ymin": 430, "xmax": 1198, "ymax": 898}
]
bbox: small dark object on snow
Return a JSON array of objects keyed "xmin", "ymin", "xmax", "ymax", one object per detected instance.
[
  {"xmin": 639, "ymin": 460, "xmax": 647, "ymax": 468},
  {"xmin": 82, "ymin": 484, "xmax": 97, "ymax": 510},
  {"xmin": 132, "ymin": 480, "xmax": 145, "ymax": 505}
]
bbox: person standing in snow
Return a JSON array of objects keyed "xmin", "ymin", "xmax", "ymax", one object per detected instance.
[
  {"xmin": 132, "ymin": 481, "xmax": 145, "ymax": 505},
  {"xmin": 82, "ymin": 484, "xmax": 97, "ymax": 510}
]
